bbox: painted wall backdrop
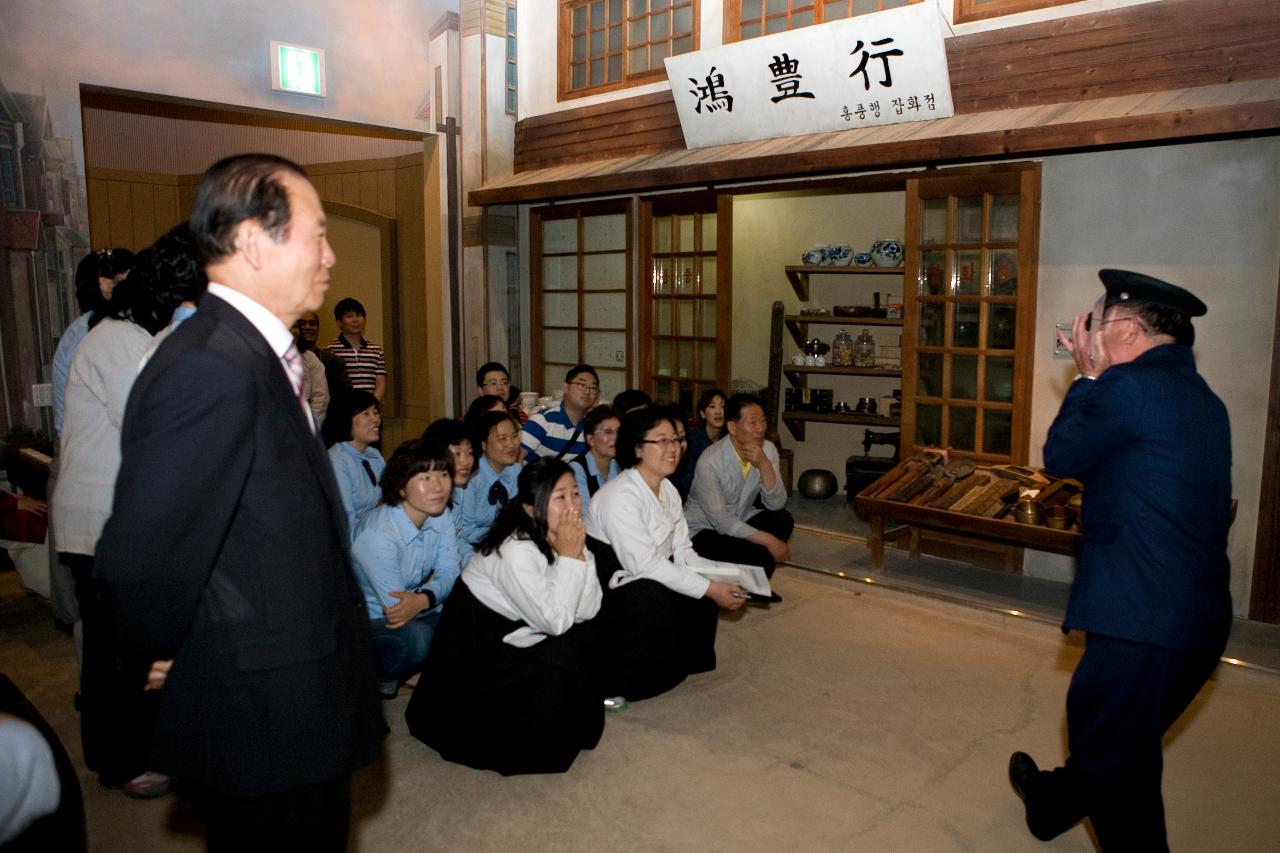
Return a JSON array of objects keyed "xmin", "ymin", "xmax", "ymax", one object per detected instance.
[{"xmin": 0, "ymin": 0, "xmax": 456, "ymax": 432}]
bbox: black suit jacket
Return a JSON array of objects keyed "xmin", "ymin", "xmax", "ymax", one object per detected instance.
[{"xmin": 95, "ymin": 294, "xmax": 383, "ymax": 796}]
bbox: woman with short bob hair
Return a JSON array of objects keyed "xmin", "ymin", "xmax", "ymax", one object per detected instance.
[
  {"xmin": 406, "ymin": 458, "xmax": 604, "ymax": 775},
  {"xmin": 352, "ymin": 439, "xmax": 461, "ymax": 699},
  {"xmin": 674, "ymin": 387, "xmax": 726, "ymax": 500},
  {"xmin": 585, "ymin": 406, "xmax": 746, "ymax": 704},
  {"xmin": 324, "ymin": 389, "xmax": 384, "ymax": 539},
  {"xmin": 455, "ymin": 409, "xmax": 522, "ymax": 556}
]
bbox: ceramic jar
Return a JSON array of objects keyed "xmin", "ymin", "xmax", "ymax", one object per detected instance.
[
  {"xmin": 870, "ymin": 238, "xmax": 904, "ymax": 268},
  {"xmin": 827, "ymin": 244, "xmax": 853, "ymax": 266},
  {"xmin": 801, "ymin": 245, "xmax": 828, "ymax": 266}
]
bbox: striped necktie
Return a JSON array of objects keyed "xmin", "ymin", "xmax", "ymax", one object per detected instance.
[{"xmin": 282, "ymin": 343, "xmax": 305, "ymax": 399}]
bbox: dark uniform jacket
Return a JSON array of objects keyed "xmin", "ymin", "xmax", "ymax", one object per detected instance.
[
  {"xmin": 94, "ymin": 294, "xmax": 383, "ymax": 797},
  {"xmin": 1044, "ymin": 344, "xmax": 1232, "ymax": 651}
]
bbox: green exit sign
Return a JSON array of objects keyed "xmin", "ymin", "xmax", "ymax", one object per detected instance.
[{"xmin": 270, "ymin": 40, "xmax": 326, "ymax": 97}]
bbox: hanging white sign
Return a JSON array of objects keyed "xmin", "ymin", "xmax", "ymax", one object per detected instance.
[{"xmin": 664, "ymin": 3, "xmax": 954, "ymax": 149}]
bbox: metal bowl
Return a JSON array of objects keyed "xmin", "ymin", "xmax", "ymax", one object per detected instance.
[
  {"xmin": 1013, "ymin": 498, "xmax": 1043, "ymax": 525},
  {"xmin": 1044, "ymin": 505, "xmax": 1076, "ymax": 530},
  {"xmin": 797, "ymin": 468, "xmax": 838, "ymax": 499}
]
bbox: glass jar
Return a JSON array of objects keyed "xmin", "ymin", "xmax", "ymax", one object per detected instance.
[
  {"xmin": 854, "ymin": 328, "xmax": 877, "ymax": 367},
  {"xmin": 830, "ymin": 328, "xmax": 854, "ymax": 367}
]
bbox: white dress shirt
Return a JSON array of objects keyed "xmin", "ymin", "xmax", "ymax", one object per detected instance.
[
  {"xmin": 463, "ymin": 537, "xmax": 602, "ymax": 648},
  {"xmin": 585, "ymin": 468, "xmax": 713, "ymax": 599}
]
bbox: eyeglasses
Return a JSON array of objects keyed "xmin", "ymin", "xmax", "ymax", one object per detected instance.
[
  {"xmin": 569, "ymin": 381, "xmax": 600, "ymax": 394},
  {"xmin": 639, "ymin": 436, "xmax": 687, "ymax": 449}
]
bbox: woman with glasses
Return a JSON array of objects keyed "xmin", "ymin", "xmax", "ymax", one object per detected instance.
[
  {"xmin": 406, "ymin": 459, "xmax": 604, "ymax": 775},
  {"xmin": 456, "ymin": 410, "xmax": 523, "ymax": 562},
  {"xmin": 570, "ymin": 404, "xmax": 621, "ymax": 516},
  {"xmin": 322, "ymin": 390, "xmax": 385, "ymax": 540},
  {"xmin": 585, "ymin": 406, "xmax": 747, "ymax": 704}
]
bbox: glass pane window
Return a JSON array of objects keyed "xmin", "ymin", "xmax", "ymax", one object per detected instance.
[
  {"xmin": 904, "ymin": 170, "xmax": 1034, "ymax": 464},
  {"xmin": 645, "ymin": 200, "xmax": 724, "ymax": 403},
  {"xmin": 534, "ymin": 204, "xmax": 632, "ymax": 393},
  {"xmin": 733, "ymin": 0, "xmax": 923, "ymax": 41},
  {"xmin": 562, "ymin": 0, "xmax": 698, "ymax": 95}
]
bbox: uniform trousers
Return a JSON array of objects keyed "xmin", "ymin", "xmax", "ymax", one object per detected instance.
[{"xmin": 1023, "ymin": 632, "xmax": 1225, "ymax": 851}]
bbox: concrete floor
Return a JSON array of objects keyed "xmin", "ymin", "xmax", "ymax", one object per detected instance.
[{"xmin": 3, "ymin": 533, "xmax": 1280, "ymax": 851}]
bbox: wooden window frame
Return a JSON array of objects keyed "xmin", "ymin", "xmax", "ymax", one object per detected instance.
[
  {"xmin": 506, "ymin": 5, "xmax": 518, "ymax": 116},
  {"xmin": 530, "ymin": 200, "xmax": 634, "ymax": 398},
  {"xmin": 953, "ymin": 0, "xmax": 1079, "ymax": 26},
  {"xmin": 558, "ymin": 0, "xmax": 700, "ymax": 101},
  {"xmin": 900, "ymin": 164, "xmax": 1041, "ymax": 465},
  {"xmin": 723, "ymin": 0, "xmax": 922, "ymax": 44},
  {"xmin": 639, "ymin": 192, "xmax": 731, "ymax": 416}
]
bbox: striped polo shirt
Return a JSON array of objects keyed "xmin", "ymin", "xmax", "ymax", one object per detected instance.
[{"xmin": 325, "ymin": 336, "xmax": 386, "ymax": 392}]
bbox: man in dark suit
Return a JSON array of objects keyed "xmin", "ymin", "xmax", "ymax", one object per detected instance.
[
  {"xmin": 94, "ymin": 154, "xmax": 384, "ymax": 851},
  {"xmin": 1008, "ymin": 270, "xmax": 1232, "ymax": 851}
]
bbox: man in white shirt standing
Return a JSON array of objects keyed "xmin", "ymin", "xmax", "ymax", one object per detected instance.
[{"xmin": 685, "ymin": 392, "xmax": 793, "ymax": 581}]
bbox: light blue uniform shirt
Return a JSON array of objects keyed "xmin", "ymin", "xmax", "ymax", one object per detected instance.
[
  {"xmin": 328, "ymin": 441, "xmax": 386, "ymax": 540},
  {"xmin": 572, "ymin": 452, "xmax": 619, "ymax": 516},
  {"xmin": 351, "ymin": 502, "xmax": 461, "ymax": 620},
  {"xmin": 457, "ymin": 456, "xmax": 521, "ymax": 548}
]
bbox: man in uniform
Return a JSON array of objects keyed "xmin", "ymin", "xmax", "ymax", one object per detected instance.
[{"xmin": 1008, "ymin": 269, "xmax": 1232, "ymax": 851}]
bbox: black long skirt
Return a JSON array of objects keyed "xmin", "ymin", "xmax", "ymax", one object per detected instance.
[
  {"xmin": 588, "ymin": 536, "xmax": 720, "ymax": 702},
  {"xmin": 405, "ymin": 581, "xmax": 604, "ymax": 776}
]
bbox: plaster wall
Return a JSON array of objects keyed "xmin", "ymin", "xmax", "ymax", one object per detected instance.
[{"xmin": 518, "ymin": 0, "xmax": 1156, "ymax": 119}]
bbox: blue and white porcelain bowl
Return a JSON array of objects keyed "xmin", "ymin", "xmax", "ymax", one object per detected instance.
[
  {"xmin": 828, "ymin": 244, "xmax": 853, "ymax": 266},
  {"xmin": 871, "ymin": 238, "xmax": 904, "ymax": 268},
  {"xmin": 802, "ymin": 245, "xmax": 829, "ymax": 266},
  {"xmin": 853, "ymin": 251, "xmax": 874, "ymax": 267}
]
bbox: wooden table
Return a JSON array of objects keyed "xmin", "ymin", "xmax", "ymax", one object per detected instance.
[{"xmin": 855, "ymin": 481, "xmax": 1081, "ymax": 571}]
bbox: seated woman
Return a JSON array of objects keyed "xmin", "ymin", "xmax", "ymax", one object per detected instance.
[
  {"xmin": 585, "ymin": 406, "xmax": 747, "ymax": 704},
  {"xmin": 456, "ymin": 410, "xmax": 522, "ymax": 558},
  {"xmin": 569, "ymin": 404, "xmax": 620, "ymax": 516},
  {"xmin": 674, "ymin": 387, "xmax": 726, "ymax": 500},
  {"xmin": 424, "ymin": 417, "xmax": 477, "ymax": 567},
  {"xmin": 406, "ymin": 458, "xmax": 604, "ymax": 775},
  {"xmin": 351, "ymin": 439, "xmax": 461, "ymax": 699},
  {"xmin": 323, "ymin": 390, "xmax": 385, "ymax": 539}
]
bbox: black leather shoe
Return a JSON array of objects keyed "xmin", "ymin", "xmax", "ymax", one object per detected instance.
[{"xmin": 1008, "ymin": 751, "xmax": 1039, "ymax": 802}]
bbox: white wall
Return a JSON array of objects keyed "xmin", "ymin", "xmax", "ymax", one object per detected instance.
[
  {"xmin": 1024, "ymin": 138, "xmax": 1280, "ymax": 606},
  {"xmin": 519, "ymin": 0, "xmax": 1157, "ymax": 119}
]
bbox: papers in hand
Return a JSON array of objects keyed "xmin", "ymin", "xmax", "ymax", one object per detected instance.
[{"xmin": 695, "ymin": 561, "xmax": 772, "ymax": 597}]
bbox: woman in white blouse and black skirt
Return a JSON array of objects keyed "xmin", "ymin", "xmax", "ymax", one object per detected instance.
[
  {"xmin": 405, "ymin": 458, "xmax": 604, "ymax": 775},
  {"xmin": 585, "ymin": 406, "xmax": 747, "ymax": 705}
]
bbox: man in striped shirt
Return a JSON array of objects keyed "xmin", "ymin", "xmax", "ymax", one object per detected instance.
[
  {"xmin": 520, "ymin": 364, "xmax": 599, "ymax": 462},
  {"xmin": 326, "ymin": 297, "xmax": 386, "ymax": 402}
]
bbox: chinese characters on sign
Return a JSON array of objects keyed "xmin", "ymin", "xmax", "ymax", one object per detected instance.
[{"xmin": 664, "ymin": 3, "xmax": 953, "ymax": 149}]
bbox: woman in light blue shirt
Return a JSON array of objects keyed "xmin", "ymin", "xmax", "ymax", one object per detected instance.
[
  {"xmin": 351, "ymin": 439, "xmax": 461, "ymax": 699},
  {"xmin": 324, "ymin": 389, "xmax": 385, "ymax": 539},
  {"xmin": 456, "ymin": 410, "xmax": 522, "ymax": 555},
  {"xmin": 570, "ymin": 404, "xmax": 621, "ymax": 516}
]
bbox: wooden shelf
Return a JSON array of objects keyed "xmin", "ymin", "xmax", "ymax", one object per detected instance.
[
  {"xmin": 785, "ymin": 264, "xmax": 904, "ymax": 301},
  {"xmin": 784, "ymin": 365, "xmax": 901, "ymax": 383},
  {"xmin": 781, "ymin": 410, "xmax": 901, "ymax": 441},
  {"xmin": 785, "ymin": 314, "xmax": 902, "ymax": 348}
]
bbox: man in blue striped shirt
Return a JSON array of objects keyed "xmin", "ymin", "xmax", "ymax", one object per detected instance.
[{"xmin": 520, "ymin": 364, "xmax": 598, "ymax": 462}]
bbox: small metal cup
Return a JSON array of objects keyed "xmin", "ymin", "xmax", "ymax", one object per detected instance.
[
  {"xmin": 1044, "ymin": 505, "xmax": 1076, "ymax": 530},
  {"xmin": 1014, "ymin": 499, "xmax": 1043, "ymax": 525}
]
